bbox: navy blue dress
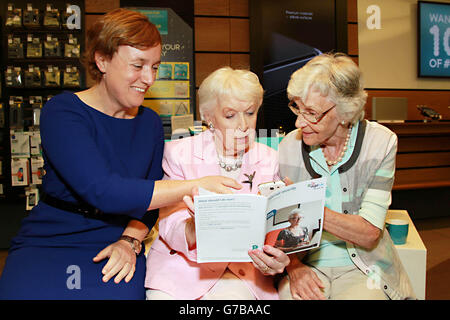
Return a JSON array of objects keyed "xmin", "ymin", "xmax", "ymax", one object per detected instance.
[{"xmin": 0, "ymin": 92, "xmax": 164, "ymax": 299}]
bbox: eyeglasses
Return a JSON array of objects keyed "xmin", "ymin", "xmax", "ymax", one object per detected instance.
[{"xmin": 288, "ymin": 100, "xmax": 336, "ymax": 124}]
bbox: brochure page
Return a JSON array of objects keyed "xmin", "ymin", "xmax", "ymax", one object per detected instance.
[
  {"xmin": 264, "ymin": 177, "xmax": 326, "ymax": 254},
  {"xmin": 195, "ymin": 193, "xmax": 268, "ymax": 263},
  {"xmin": 194, "ymin": 177, "xmax": 326, "ymax": 263}
]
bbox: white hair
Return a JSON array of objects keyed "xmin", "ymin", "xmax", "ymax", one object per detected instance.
[
  {"xmin": 289, "ymin": 209, "xmax": 304, "ymax": 220},
  {"xmin": 287, "ymin": 53, "xmax": 367, "ymax": 124},
  {"xmin": 198, "ymin": 67, "xmax": 264, "ymax": 121}
]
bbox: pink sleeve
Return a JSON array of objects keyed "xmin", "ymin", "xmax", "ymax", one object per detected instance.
[
  {"xmin": 161, "ymin": 141, "xmax": 185, "ymax": 181},
  {"xmin": 273, "ymin": 151, "xmax": 281, "ymax": 181},
  {"xmin": 158, "ymin": 141, "xmax": 197, "ymax": 261},
  {"xmin": 158, "ymin": 208, "xmax": 197, "ymax": 261}
]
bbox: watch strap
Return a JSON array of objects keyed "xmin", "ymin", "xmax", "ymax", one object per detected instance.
[{"xmin": 119, "ymin": 235, "xmax": 142, "ymax": 255}]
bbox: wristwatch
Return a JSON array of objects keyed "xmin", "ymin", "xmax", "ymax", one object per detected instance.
[{"xmin": 119, "ymin": 235, "xmax": 142, "ymax": 255}]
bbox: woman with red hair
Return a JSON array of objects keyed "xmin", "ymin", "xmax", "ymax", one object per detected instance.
[{"xmin": 0, "ymin": 8, "xmax": 239, "ymax": 300}]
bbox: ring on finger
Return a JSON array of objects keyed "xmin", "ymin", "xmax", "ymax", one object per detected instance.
[{"xmin": 262, "ymin": 265, "xmax": 270, "ymax": 273}]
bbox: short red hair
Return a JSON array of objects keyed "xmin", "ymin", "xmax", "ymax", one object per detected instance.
[{"xmin": 83, "ymin": 8, "xmax": 161, "ymax": 82}]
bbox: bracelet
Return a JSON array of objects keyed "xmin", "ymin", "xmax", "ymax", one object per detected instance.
[{"xmin": 119, "ymin": 235, "xmax": 142, "ymax": 255}]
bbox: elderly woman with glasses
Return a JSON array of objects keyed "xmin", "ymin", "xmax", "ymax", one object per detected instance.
[{"xmin": 277, "ymin": 53, "xmax": 415, "ymax": 300}]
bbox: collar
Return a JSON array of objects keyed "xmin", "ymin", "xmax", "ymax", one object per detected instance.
[{"xmin": 302, "ymin": 120, "xmax": 367, "ymax": 178}]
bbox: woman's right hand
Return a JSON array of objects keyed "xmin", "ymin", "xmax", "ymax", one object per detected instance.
[
  {"xmin": 196, "ymin": 176, "xmax": 242, "ymax": 194},
  {"xmin": 286, "ymin": 260, "xmax": 326, "ymax": 300},
  {"xmin": 149, "ymin": 177, "xmax": 241, "ymax": 211}
]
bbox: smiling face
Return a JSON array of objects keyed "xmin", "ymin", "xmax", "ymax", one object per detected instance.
[
  {"xmin": 207, "ymin": 97, "xmax": 259, "ymax": 156},
  {"xmin": 95, "ymin": 44, "xmax": 161, "ymax": 111},
  {"xmin": 293, "ymin": 88, "xmax": 342, "ymax": 147}
]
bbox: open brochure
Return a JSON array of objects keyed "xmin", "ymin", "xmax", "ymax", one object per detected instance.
[{"xmin": 194, "ymin": 177, "xmax": 326, "ymax": 263}]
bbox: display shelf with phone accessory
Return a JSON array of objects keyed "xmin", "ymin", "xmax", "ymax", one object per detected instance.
[{"xmin": 0, "ymin": 1, "xmax": 85, "ymax": 214}]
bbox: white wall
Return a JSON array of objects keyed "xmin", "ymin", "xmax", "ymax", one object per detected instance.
[{"xmin": 357, "ymin": 0, "xmax": 450, "ymax": 89}]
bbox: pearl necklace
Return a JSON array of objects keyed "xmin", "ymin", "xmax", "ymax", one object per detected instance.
[
  {"xmin": 217, "ymin": 153, "xmax": 243, "ymax": 172},
  {"xmin": 322, "ymin": 125, "xmax": 352, "ymax": 167}
]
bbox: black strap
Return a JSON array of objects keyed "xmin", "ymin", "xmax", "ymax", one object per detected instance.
[
  {"xmin": 301, "ymin": 120, "xmax": 366, "ymax": 177},
  {"xmin": 301, "ymin": 141, "xmax": 322, "ymax": 179},
  {"xmin": 338, "ymin": 120, "xmax": 367, "ymax": 174},
  {"xmin": 40, "ymin": 192, "xmax": 107, "ymax": 220},
  {"xmin": 40, "ymin": 193, "xmax": 148, "ymax": 227}
]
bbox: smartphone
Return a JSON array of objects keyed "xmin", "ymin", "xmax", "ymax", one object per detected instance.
[{"xmin": 258, "ymin": 180, "xmax": 286, "ymax": 196}]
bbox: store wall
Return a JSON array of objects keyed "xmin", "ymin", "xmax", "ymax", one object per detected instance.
[
  {"xmin": 349, "ymin": 0, "xmax": 450, "ymax": 218},
  {"xmin": 86, "ymin": 0, "xmax": 449, "ymax": 121},
  {"xmin": 352, "ymin": 0, "xmax": 450, "ymax": 120},
  {"xmin": 358, "ymin": 0, "xmax": 450, "ymax": 90},
  {"xmin": 192, "ymin": 0, "xmax": 449, "ymax": 219},
  {"xmin": 193, "ymin": 0, "xmax": 249, "ymax": 119},
  {"xmin": 83, "ymin": 2, "xmax": 450, "ymax": 221}
]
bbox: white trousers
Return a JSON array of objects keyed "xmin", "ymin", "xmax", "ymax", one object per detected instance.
[{"xmin": 278, "ymin": 264, "xmax": 388, "ymax": 300}]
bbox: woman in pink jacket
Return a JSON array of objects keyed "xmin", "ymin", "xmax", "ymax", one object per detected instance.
[{"xmin": 145, "ymin": 67, "xmax": 289, "ymax": 300}]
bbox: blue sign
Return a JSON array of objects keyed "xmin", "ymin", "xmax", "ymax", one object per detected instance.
[
  {"xmin": 139, "ymin": 9, "xmax": 168, "ymax": 35},
  {"xmin": 418, "ymin": 1, "xmax": 450, "ymax": 78}
]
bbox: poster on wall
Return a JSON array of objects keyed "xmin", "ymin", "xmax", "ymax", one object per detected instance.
[
  {"xmin": 127, "ymin": 7, "xmax": 194, "ymax": 138},
  {"xmin": 418, "ymin": 1, "xmax": 450, "ymax": 78}
]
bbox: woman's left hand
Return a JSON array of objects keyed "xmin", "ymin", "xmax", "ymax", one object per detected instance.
[
  {"xmin": 93, "ymin": 240, "xmax": 137, "ymax": 283},
  {"xmin": 183, "ymin": 187, "xmax": 199, "ymax": 249},
  {"xmin": 248, "ymin": 245, "xmax": 290, "ymax": 275}
]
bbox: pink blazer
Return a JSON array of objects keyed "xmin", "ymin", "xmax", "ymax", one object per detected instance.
[{"xmin": 145, "ymin": 130, "xmax": 280, "ymax": 300}]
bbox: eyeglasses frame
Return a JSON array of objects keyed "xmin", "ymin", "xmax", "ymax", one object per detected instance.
[{"xmin": 288, "ymin": 100, "xmax": 336, "ymax": 124}]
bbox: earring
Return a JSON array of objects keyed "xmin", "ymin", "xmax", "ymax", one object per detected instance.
[
  {"xmin": 208, "ymin": 122, "xmax": 215, "ymax": 131},
  {"xmin": 341, "ymin": 120, "xmax": 346, "ymax": 125}
]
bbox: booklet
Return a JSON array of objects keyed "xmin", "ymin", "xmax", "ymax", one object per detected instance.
[{"xmin": 194, "ymin": 177, "xmax": 326, "ymax": 263}]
